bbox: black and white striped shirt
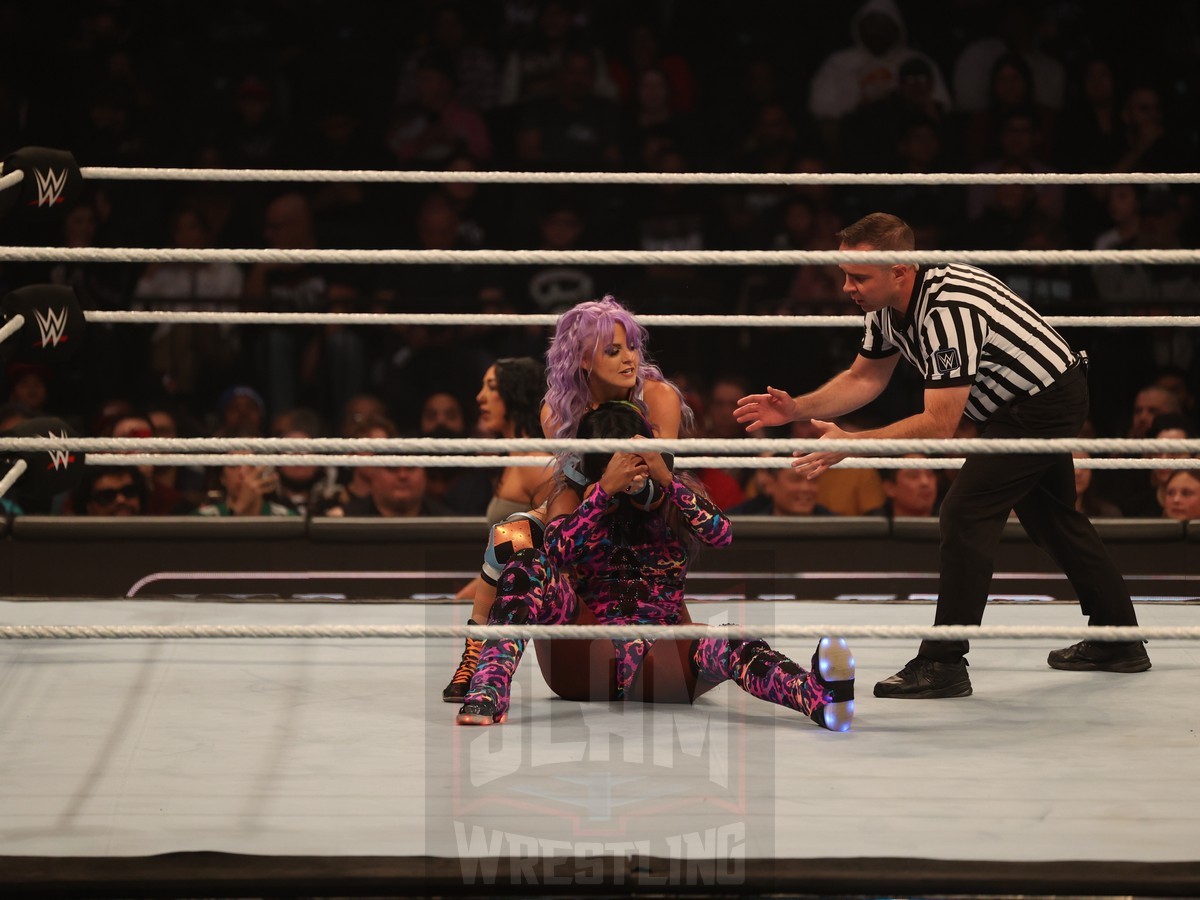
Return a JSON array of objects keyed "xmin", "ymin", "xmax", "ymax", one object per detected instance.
[{"xmin": 859, "ymin": 263, "xmax": 1077, "ymax": 423}]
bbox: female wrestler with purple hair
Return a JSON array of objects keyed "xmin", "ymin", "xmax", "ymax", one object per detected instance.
[
  {"xmin": 443, "ymin": 297, "xmax": 679, "ymax": 703},
  {"xmin": 455, "ymin": 401, "xmax": 856, "ymax": 731}
]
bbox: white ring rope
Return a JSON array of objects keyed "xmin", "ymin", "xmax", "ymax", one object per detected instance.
[
  {"xmin": 5, "ymin": 436, "xmax": 1200, "ymax": 455},
  {"xmin": 2, "ymin": 247, "xmax": 1197, "ymax": 265},
  {"xmin": 0, "ymin": 623, "xmax": 1193, "ymax": 641},
  {"xmin": 84, "ymin": 310, "xmax": 1200, "ymax": 328},
  {"xmin": 78, "ymin": 166, "xmax": 1200, "ymax": 186},
  {"xmin": 85, "ymin": 453, "xmax": 1199, "ymax": 471}
]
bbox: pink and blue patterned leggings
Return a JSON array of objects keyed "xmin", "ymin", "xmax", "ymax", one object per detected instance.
[{"xmin": 464, "ymin": 549, "xmax": 827, "ymax": 717}]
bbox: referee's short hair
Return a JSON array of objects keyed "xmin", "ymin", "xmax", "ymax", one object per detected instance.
[{"xmin": 837, "ymin": 212, "xmax": 915, "ymax": 251}]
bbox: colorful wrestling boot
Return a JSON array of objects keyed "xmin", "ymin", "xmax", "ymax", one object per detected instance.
[
  {"xmin": 456, "ymin": 695, "xmax": 507, "ymax": 726},
  {"xmin": 805, "ymin": 637, "xmax": 856, "ymax": 732},
  {"xmin": 441, "ymin": 620, "xmax": 484, "ymax": 703}
]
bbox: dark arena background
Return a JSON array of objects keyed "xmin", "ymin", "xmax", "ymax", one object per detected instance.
[{"xmin": 1, "ymin": 1, "xmax": 1199, "ymax": 898}]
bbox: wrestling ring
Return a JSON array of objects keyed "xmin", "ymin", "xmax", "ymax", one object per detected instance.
[{"xmin": 0, "ymin": 158, "xmax": 1198, "ymax": 898}]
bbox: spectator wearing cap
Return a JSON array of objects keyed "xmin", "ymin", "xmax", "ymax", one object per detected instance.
[{"xmin": 215, "ymin": 386, "xmax": 266, "ymax": 438}]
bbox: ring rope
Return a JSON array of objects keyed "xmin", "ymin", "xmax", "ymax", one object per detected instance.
[
  {"xmin": 0, "ymin": 623, "xmax": 1193, "ymax": 641},
  {"xmin": 84, "ymin": 453, "xmax": 1200, "ymax": 471},
  {"xmin": 2, "ymin": 247, "xmax": 1197, "ymax": 265},
  {"xmin": 6, "ymin": 436, "xmax": 1200, "ymax": 455},
  {"xmin": 83, "ymin": 310, "xmax": 1200, "ymax": 328},
  {"xmin": 77, "ymin": 166, "xmax": 1200, "ymax": 186}
]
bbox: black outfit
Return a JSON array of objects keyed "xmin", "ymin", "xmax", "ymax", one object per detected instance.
[{"xmin": 860, "ymin": 264, "xmax": 1139, "ymax": 663}]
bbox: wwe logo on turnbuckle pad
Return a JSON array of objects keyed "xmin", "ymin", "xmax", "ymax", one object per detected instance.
[
  {"xmin": 33, "ymin": 168, "xmax": 68, "ymax": 207},
  {"xmin": 33, "ymin": 306, "xmax": 69, "ymax": 348},
  {"xmin": 46, "ymin": 431, "xmax": 72, "ymax": 471}
]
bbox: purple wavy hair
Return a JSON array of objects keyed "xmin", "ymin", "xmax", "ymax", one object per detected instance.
[{"xmin": 543, "ymin": 295, "xmax": 692, "ymax": 439}]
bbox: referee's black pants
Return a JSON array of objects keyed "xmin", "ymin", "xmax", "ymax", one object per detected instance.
[{"xmin": 919, "ymin": 364, "xmax": 1139, "ymax": 664}]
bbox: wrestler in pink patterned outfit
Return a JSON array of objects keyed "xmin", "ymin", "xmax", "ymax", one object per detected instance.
[{"xmin": 458, "ymin": 402, "xmax": 855, "ymax": 731}]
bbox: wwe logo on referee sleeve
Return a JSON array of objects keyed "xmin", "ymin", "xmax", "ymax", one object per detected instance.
[
  {"xmin": 933, "ymin": 347, "xmax": 961, "ymax": 373},
  {"xmin": 33, "ymin": 168, "xmax": 68, "ymax": 207}
]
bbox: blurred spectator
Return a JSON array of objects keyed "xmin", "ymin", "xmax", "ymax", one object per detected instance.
[
  {"xmin": 419, "ymin": 385, "xmax": 491, "ymax": 515},
  {"xmin": 807, "ymin": 0, "xmax": 951, "ymax": 160},
  {"xmin": 0, "ymin": 402, "xmax": 30, "ymax": 432},
  {"xmin": 242, "ymin": 191, "xmax": 329, "ymax": 416},
  {"xmin": 109, "ymin": 411, "xmax": 192, "ymax": 514},
  {"xmin": 420, "ymin": 390, "xmax": 467, "ymax": 435},
  {"xmin": 132, "ymin": 205, "xmax": 244, "ymax": 401},
  {"xmin": 1091, "ymin": 183, "xmax": 1141, "ymax": 251},
  {"xmin": 70, "ymin": 466, "xmax": 148, "ymax": 517},
  {"xmin": 621, "ymin": 67, "xmax": 699, "ymax": 167},
  {"xmin": 387, "ymin": 52, "xmax": 492, "ymax": 167},
  {"xmin": 195, "ymin": 463, "xmax": 297, "ymax": 517},
  {"xmin": 952, "ymin": 3, "xmax": 1065, "ymax": 118},
  {"xmin": 1154, "ymin": 367, "xmax": 1196, "ymax": 420},
  {"xmin": 791, "ymin": 419, "xmax": 885, "ymax": 516},
  {"xmin": 271, "ymin": 407, "xmax": 341, "ymax": 517},
  {"xmin": 339, "ymin": 394, "xmax": 389, "ymax": 438},
  {"xmin": 1107, "ymin": 410, "xmax": 1195, "ymax": 517},
  {"xmin": 608, "ymin": 20, "xmax": 696, "ymax": 114},
  {"xmin": 498, "ymin": 0, "xmax": 617, "ymax": 107},
  {"xmin": 395, "ymin": 3, "xmax": 499, "ymax": 112},
  {"xmin": 870, "ymin": 457, "xmax": 939, "ymax": 518},
  {"xmin": 221, "ymin": 73, "xmax": 288, "ymax": 168},
  {"xmin": 840, "ymin": 57, "xmax": 950, "ymax": 172},
  {"xmin": 146, "ymin": 403, "xmax": 206, "ymax": 511},
  {"xmin": 966, "ymin": 108, "xmax": 1063, "ymax": 224},
  {"xmin": 1162, "ymin": 469, "xmax": 1200, "ymax": 521},
  {"xmin": 4, "ymin": 366, "xmax": 49, "ymax": 417},
  {"xmin": 316, "ymin": 411, "xmax": 397, "ymax": 516},
  {"xmin": 515, "ymin": 47, "xmax": 623, "ymax": 170},
  {"xmin": 214, "ymin": 385, "xmax": 266, "ymax": 438},
  {"xmin": 1072, "ymin": 452, "xmax": 1122, "ymax": 518},
  {"xmin": 958, "ymin": 50, "xmax": 1056, "ymax": 168},
  {"xmin": 1094, "ymin": 188, "xmax": 1200, "ymax": 315},
  {"xmin": 1128, "ymin": 383, "xmax": 1183, "ymax": 439},
  {"xmin": 438, "ymin": 154, "xmax": 501, "ymax": 250},
  {"xmin": 514, "ymin": 200, "xmax": 597, "ymax": 313},
  {"xmin": 730, "ymin": 465, "xmax": 833, "ymax": 517},
  {"xmin": 1147, "ymin": 412, "xmax": 1198, "ymax": 509},
  {"xmin": 1113, "ymin": 84, "xmax": 1191, "ymax": 173},
  {"xmin": 690, "ymin": 375, "xmax": 750, "ymax": 510},
  {"xmin": 325, "ymin": 460, "xmax": 454, "ymax": 517}
]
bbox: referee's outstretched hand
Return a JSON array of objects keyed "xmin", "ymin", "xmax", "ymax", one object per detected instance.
[
  {"xmin": 734, "ymin": 386, "xmax": 796, "ymax": 432},
  {"xmin": 792, "ymin": 419, "xmax": 849, "ymax": 480}
]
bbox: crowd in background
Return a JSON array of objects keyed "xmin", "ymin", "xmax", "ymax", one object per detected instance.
[{"xmin": 0, "ymin": 0, "xmax": 1197, "ymax": 519}]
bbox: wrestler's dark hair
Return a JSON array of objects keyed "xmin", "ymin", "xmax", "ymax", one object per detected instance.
[
  {"xmin": 578, "ymin": 401, "xmax": 653, "ymax": 484},
  {"xmin": 493, "ymin": 357, "xmax": 546, "ymax": 439},
  {"xmin": 575, "ymin": 401, "xmax": 711, "ymax": 548}
]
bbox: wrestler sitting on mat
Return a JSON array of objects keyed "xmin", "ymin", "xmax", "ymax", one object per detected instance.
[{"xmin": 456, "ymin": 401, "xmax": 856, "ymax": 731}]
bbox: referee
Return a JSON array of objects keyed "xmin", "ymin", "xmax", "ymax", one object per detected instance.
[{"xmin": 734, "ymin": 212, "xmax": 1149, "ymax": 699}]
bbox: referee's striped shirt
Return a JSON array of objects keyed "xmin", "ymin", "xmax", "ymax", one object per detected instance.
[{"xmin": 859, "ymin": 263, "xmax": 1077, "ymax": 423}]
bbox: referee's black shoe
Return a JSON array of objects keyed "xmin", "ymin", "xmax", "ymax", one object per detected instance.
[
  {"xmin": 874, "ymin": 656, "xmax": 972, "ymax": 699},
  {"xmin": 1047, "ymin": 640, "xmax": 1151, "ymax": 673}
]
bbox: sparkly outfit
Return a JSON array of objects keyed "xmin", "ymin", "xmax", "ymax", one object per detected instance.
[{"xmin": 462, "ymin": 477, "xmax": 852, "ymax": 727}]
